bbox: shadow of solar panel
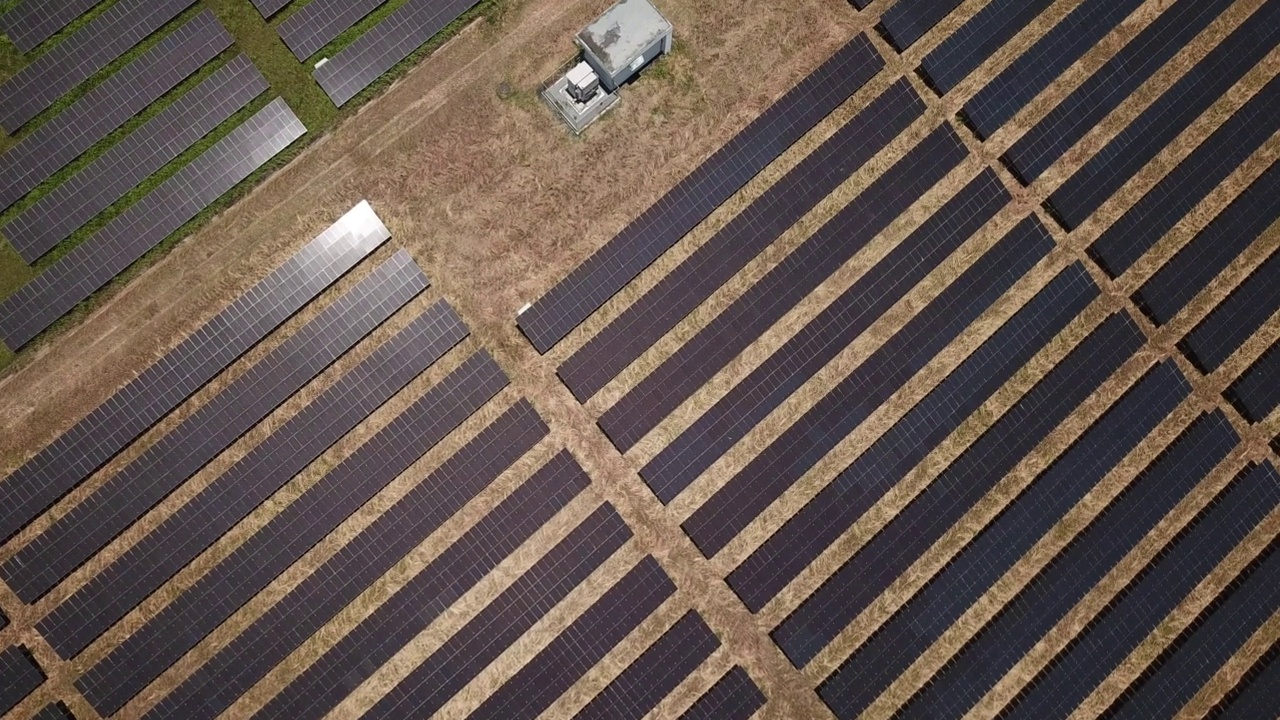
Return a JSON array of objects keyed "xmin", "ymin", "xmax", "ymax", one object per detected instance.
[
  {"xmin": 1224, "ymin": 341, "xmax": 1280, "ymax": 423},
  {"xmin": 818, "ymin": 360, "xmax": 1190, "ymax": 719},
  {"xmin": 0, "ymin": 98, "xmax": 306, "ymax": 350},
  {"xmin": 728, "ymin": 262, "xmax": 1099, "ymax": 613},
  {"xmin": 1208, "ymin": 641, "xmax": 1280, "ymax": 719},
  {"xmin": 0, "ymin": 0, "xmax": 103, "ymax": 53},
  {"xmin": 680, "ymin": 666, "xmax": 766, "ymax": 720},
  {"xmin": 918, "ymin": 0, "xmax": 1054, "ymax": 95},
  {"xmin": 598, "ymin": 125, "xmax": 969, "ymax": 452},
  {"xmin": 469, "ymin": 556, "xmax": 677, "ymax": 720},
  {"xmin": 31, "ymin": 702, "xmax": 76, "ymax": 720},
  {"xmin": 683, "ymin": 184, "xmax": 1036, "ymax": 557},
  {"xmin": 0, "ymin": 0, "xmax": 196, "ymax": 132},
  {"xmin": 1179, "ymin": 249, "xmax": 1280, "ymax": 374},
  {"xmin": 77, "ymin": 351, "xmax": 508, "ymax": 715},
  {"xmin": 1047, "ymin": 0, "xmax": 1280, "ymax": 230},
  {"xmin": 1131, "ymin": 163, "xmax": 1280, "ymax": 327},
  {"xmin": 576, "ymin": 610, "xmax": 721, "ymax": 720},
  {"xmin": 251, "ymin": 0, "xmax": 292, "ymax": 19},
  {"xmin": 366, "ymin": 501, "xmax": 633, "ymax": 718},
  {"xmin": 772, "ymin": 312, "xmax": 1145, "ymax": 667},
  {"xmin": 1088, "ymin": 73, "xmax": 1280, "ymax": 279},
  {"xmin": 279, "ymin": 0, "xmax": 388, "ymax": 61},
  {"xmin": 878, "ymin": 0, "xmax": 964, "ymax": 51},
  {"xmin": 0, "ymin": 10, "xmax": 232, "ymax": 215},
  {"xmin": 644, "ymin": 168, "xmax": 1008, "ymax": 503},
  {"xmin": 1, "ymin": 252, "xmax": 426, "ymax": 605},
  {"xmin": 516, "ymin": 35, "xmax": 884, "ymax": 353},
  {"xmin": 4, "ymin": 54, "xmax": 269, "ymax": 263},
  {"xmin": 0, "ymin": 201, "xmax": 388, "ymax": 546},
  {"xmin": 1003, "ymin": 0, "xmax": 1234, "ymax": 185},
  {"xmin": 0, "ymin": 645, "xmax": 44, "ymax": 716},
  {"xmin": 1103, "ymin": 537, "xmax": 1280, "ymax": 720},
  {"xmin": 896, "ymin": 410, "xmax": 1239, "ymax": 719},
  {"xmin": 1002, "ymin": 463, "xmax": 1280, "ymax": 720},
  {"xmin": 313, "ymin": 0, "xmax": 479, "ymax": 106},
  {"xmin": 151, "ymin": 401, "xmax": 552, "ymax": 720},
  {"xmin": 41, "ymin": 296, "xmax": 467, "ymax": 660},
  {"xmin": 559, "ymin": 80, "xmax": 925, "ymax": 403},
  {"xmin": 964, "ymin": 0, "xmax": 1144, "ymax": 142}
]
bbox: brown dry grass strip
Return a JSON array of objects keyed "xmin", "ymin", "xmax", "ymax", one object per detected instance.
[{"xmin": 642, "ymin": 646, "xmax": 738, "ymax": 720}]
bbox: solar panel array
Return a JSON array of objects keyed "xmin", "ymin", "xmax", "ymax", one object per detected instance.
[
  {"xmin": 0, "ymin": 645, "xmax": 44, "ymax": 715},
  {"xmin": 278, "ymin": 0, "xmax": 388, "ymax": 61},
  {"xmin": 31, "ymin": 702, "xmax": 76, "ymax": 720},
  {"xmin": 0, "ymin": 97, "xmax": 306, "ymax": 350},
  {"xmin": 251, "ymin": 0, "xmax": 293, "ymax": 20},
  {"xmin": 0, "ymin": 0, "xmax": 102, "ymax": 52}
]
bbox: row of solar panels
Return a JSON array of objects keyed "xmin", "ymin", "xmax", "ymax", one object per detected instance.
[
  {"xmin": 0, "ymin": 202, "xmax": 768, "ymax": 718},
  {"xmin": 514, "ymin": 0, "xmax": 1279, "ymax": 714},
  {"xmin": 253, "ymin": 0, "xmax": 483, "ymax": 106}
]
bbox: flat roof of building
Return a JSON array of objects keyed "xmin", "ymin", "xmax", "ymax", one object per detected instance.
[{"xmin": 576, "ymin": 0, "xmax": 672, "ymax": 76}]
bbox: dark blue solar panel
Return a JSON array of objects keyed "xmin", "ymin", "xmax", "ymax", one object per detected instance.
[
  {"xmin": 918, "ymin": 0, "xmax": 1054, "ymax": 94},
  {"xmin": 516, "ymin": 35, "xmax": 884, "ymax": 353},
  {"xmin": 559, "ymin": 80, "xmax": 926, "ymax": 402},
  {"xmin": 879, "ymin": 0, "xmax": 964, "ymax": 51},
  {"xmin": 0, "ymin": 0, "xmax": 103, "ymax": 52},
  {"xmin": 1224, "ymin": 341, "xmax": 1280, "ymax": 423},
  {"xmin": 896, "ymin": 411, "xmax": 1240, "ymax": 718},
  {"xmin": 599, "ymin": 125, "xmax": 969, "ymax": 451},
  {"xmin": 0, "ymin": 645, "xmax": 44, "ymax": 715},
  {"xmin": 1179, "ymin": 249, "xmax": 1280, "ymax": 373},
  {"xmin": 680, "ymin": 666, "xmax": 766, "ymax": 720},
  {"xmin": 1208, "ymin": 641, "xmax": 1280, "ymax": 719},
  {"xmin": 729, "ymin": 263, "xmax": 1099, "ymax": 613},
  {"xmin": 818, "ymin": 361, "xmax": 1190, "ymax": 718},
  {"xmin": 278, "ymin": 0, "xmax": 387, "ymax": 61},
  {"xmin": 30, "ymin": 701, "xmax": 76, "ymax": 720},
  {"xmin": 251, "ymin": 0, "xmax": 291, "ymax": 18}
]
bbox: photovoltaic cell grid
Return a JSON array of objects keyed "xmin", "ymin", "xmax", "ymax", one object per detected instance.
[
  {"xmin": 42, "ymin": 297, "xmax": 468, "ymax": 660},
  {"xmin": 0, "ymin": 251, "xmax": 429, "ymax": 604},
  {"xmin": 251, "ymin": 0, "xmax": 292, "ymax": 20},
  {"xmin": 1180, "ymin": 251, "xmax": 1280, "ymax": 374},
  {"xmin": 1225, "ymin": 340, "xmax": 1280, "ymax": 423},
  {"xmin": 0, "ymin": 201, "xmax": 389, "ymax": 547},
  {"xmin": 681, "ymin": 666, "xmax": 766, "ymax": 720},
  {"xmin": 1209, "ymin": 642, "xmax": 1280, "ymax": 718},
  {"xmin": 313, "ymin": 0, "xmax": 483, "ymax": 106},
  {"xmin": 0, "ymin": 0, "xmax": 197, "ymax": 132},
  {"xmin": 877, "ymin": 0, "xmax": 964, "ymax": 51},
  {"xmin": 78, "ymin": 350, "xmax": 509, "ymax": 715},
  {"xmin": 279, "ymin": 0, "xmax": 388, "ymax": 61},
  {"xmin": 0, "ymin": 10, "xmax": 233, "ymax": 215},
  {"xmin": 918, "ymin": 0, "xmax": 1055, "ymax": 94},
  {"xmin": 151, "ymin": 402, "xmax": 551, "ymax": 720},
  {"xmin": 31, "ymin": 702, "xmax": 76, "ymax": 720},
  {"xmin": 0, "ymin": 97, "xmax": 307, "ymax": 351},
  {"xmin": 516, "ymin": 34, "xmax": 884, "ymax": 353},
  {"xmin": 0, "ymin": 645, "xmax": 44, "ymax": 716},
  {"xmin": 4, "ymin": 54, "xmax": 270, "ymax": 263},
  {"xmin": 0, "ymin": 0, "xmax": 102, "ymax": 52}
]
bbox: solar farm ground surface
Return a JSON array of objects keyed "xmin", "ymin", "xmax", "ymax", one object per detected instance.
[{"xmin": 0, "ymin": 0, "xmax": 1278, "ymax": 717}]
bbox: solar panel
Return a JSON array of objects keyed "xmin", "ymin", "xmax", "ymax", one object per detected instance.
[
  {"xmin": 0, "ymin": 645, "xmax": 44, "ymax": 716},
  {"xmin": 772, "ymin": 312, "xmax": 1145, "ymax": 667},
  {"xmin": 1224, "ymin": 341, "xmax": 1280, "ymax": 423},
  {"xmin": 599, "ymin": 125, "xmax": 969, "ymax": 451},
  {"xmin": 41, "ymin": 296, "xmax": 466, "ymax": 660},
  {"xmin": 151, "ymin": 402, "xmax": 553, "ymax": 720},
  {"xmin": 964, "ymin": 0, "xmax": 1144, "ymax": 142},
  {"xmin": 1047, "ymin": 0, "xmax": 1280, "ymax": 229},
  {"xmin": 680, "ymin": 666, "xmax": 766, "ymax": 720},
  {"xmin": 278, "ymin": 0, "xmax": 388, "ymax": 61},
  {"xmin": 31, "ymin": 702, "xmax": 76, "ymax": 720},
  {"xmin": 1210, "ymin": 641, "xmax": 1280, "ymax": 719},
  {"xmin": 251, "ymin": 0, "xmax": 292, "ymax": 19},
  {"xmin": 0, "ymin": 97, "xmax": 306, "ymax": 350},
  {"xmin": 918, "ymin": 0, "xmax": 1055, "ymax": 94},
  {"xmin": 559, "ymin": 80, "xmax": 926, "ymax": 402},
  {"xmin": 252, "ymin": 444, "xmax": 587, "ymax": 719},
  {"xmin": 313, "ymin": 0, "xmax": 481, "ymax": 106},
  {"xmin": 4, "ymin": 54, "xmax": 269, "ymax": 263},
  {"xmin": 76, "ymin": 351, "xmax": 507, "ymax": 715},
  {"xmin": 897, "ymin": 410, "xmax": 1239, "ymax": 718},
  {"xmin": 1179, "ymin": 249, "xmax": 1280, "ymax": 373},
  {"xmin": 878, "ymin": 0, "xmax": 964, "ymax": 51},
  {"xmin": 1002, "ymin": 463, "xmax": 1280, "ymax": 719},
  {"xmin": 469, "ymin": 556, "xmax": 677, "ymax": 719},
  {"xmin": 0, "ymin": 201, "xmax": 388, "ymax": 546},
  {"xmin": 1104, "ymin": 538, "xmax": 1280, "ymax": 719},
  {"xmin": 1131, "ymin": 163, "xmax": 1280, "ymax": 326},
  {"xmin": 365, "ymin": 502, "xmax": 633, "ymax": 718},
  {"xmin": 817, "ymin": 360, "xmax": 1190, "ymax": 718},
  {"xmin": 683, "ymin": 194, "xmax": 1042, "ymax": 557},
  {"xmin": 576, "ymin": 611, "xmax": 721, "ymax": 719},
  {"xmin": 516, "ymin": 35, "xmax": 884, "ymax": 353},
  {"xmin": 1003, "ymin": 0, "xmax": 1234, "ymax": 184},
  {"xmin": 0, "ymin": 10, "xmax": 232, "ymax": 215},
  {"xmin": 0, "ymin": 0, "xmax": 197, "ymax": 132},
  {"xmin": 1087, "ymin": 73, "xmax": 1280, "ymax": 278},
  {"xmin": 0, "ymin": 0, "xmax": 103, "ymax": 53},
  {"xmin": 1, "ymin": 253, "xmax": 427, "ymax": 604},
  {"xmin": 728, "ymin": 263, "xmax": 1098, "ymax": 613}
]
